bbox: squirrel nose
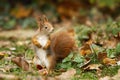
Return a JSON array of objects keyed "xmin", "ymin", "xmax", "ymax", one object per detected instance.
[
  {"xmin": 52, "ymin": 28, "xmax": 54, "ymax": 32},
  {"xmin": 49, "ymin": 28, "xmax": 54, "ymax": 33},
  {"xmin": 51, "ymin": 28, "xmax": 54, "ymax": 32}
]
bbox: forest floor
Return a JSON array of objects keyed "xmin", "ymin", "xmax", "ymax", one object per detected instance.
[{"xmin": 0, "ymin": 21, "xmax": 120, "ymax": 80}]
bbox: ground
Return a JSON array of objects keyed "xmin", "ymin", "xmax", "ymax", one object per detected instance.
[{"xmin": 0, "ymin": 21, "xmax": 120, "ymax": 80}]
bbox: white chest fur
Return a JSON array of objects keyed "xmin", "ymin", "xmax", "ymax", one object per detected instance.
[
  {"xmin": 35, "ymin": 48, "xmax": 50, "ymax": 68},
  {"xmin": 34, "ymin": 35, "xmax": 50, "ymax": 68},
  {"xmin": 37, "ymin": 35, "xmax": 48, "ymax": 48}
]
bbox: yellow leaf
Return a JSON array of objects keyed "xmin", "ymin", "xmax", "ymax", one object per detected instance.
[
  {"xmin": 79, "ymin": 43, "xmax": 92, "ymax": 56},
  {"xmin": 103, "ymin": 58, "xmax": 117, "ymax": 65},
  {"xmin": 10, "ymin": 4, "xmax": 32, "ymax": 19},
  {"xmin": 83, "ymin": 64, "xmax": 102, "ymax": 71},
  {"xmin": 0, "ymin": 52, "xmax": 5, "ymax": 59}
]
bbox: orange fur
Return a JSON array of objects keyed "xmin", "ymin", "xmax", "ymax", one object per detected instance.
[
  {"xmin": 32, "ymin": 36, "xmax": 42, "ymax": 48},
  {"xmin": 50, "ymin": 30, "xmax": 75, "ymax": 59}
]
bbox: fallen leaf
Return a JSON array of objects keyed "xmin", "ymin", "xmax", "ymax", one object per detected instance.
[
  {"xmin": 10, "ymin": 4, "xmax": 32, "ymax": 19},
  {"xmin": 98, "ymin": 52, "xmax": 107, "ymax": 61},
  {"xmin": 79, "ymin": 43, "xmax": 92, "ymax": 56},
  {"xmin": 80, "ymin": 57, "xmax": 91, "ymax": 68},
  {"xmin": 83, "ymin": 64, "xmax": 102, "ymax": 71},
  {"xmin": 0, "ymin": 52, "xmax": 5, "ymax": 59},
  {"xmin": 103, "ymin": 58, "xmax": 117, "ymax": 66},
  {"xmin": 98, "ymin": 52, "xmax": 117, "ymax": 66},
  {"xmin": 11, "ymin": 57, "xmax": 30, "ymax": 71},
  {"xmin": 103, "ymin": 38, "xmax": 118, "ymax": 48},
  {"xmin": 55, "ymin": 68, "xmax": 76, "ymax": 80}
]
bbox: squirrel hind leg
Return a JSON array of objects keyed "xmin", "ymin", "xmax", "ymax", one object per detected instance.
[{"xmin": 46, "ymin": 54, "xmax": 56, "ymax": 72}]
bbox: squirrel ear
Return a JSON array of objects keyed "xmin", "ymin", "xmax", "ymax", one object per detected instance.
[
  {"xmin": 36, "ymin": 16, "xmax": 44, "ymax": 29},
  {"xmin": 36, "ymin": 16, "xmax": 42, "ymax": 22},
  {"xmin": 42, "ymin": 15, "xmax": 48, "ymax": 22},
  {"xmin": 35, "ymin": 15, "xmax": 48, "ymax": 29}
]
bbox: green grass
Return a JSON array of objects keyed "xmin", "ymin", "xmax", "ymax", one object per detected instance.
[{"xmin": 101, "ymin": 65, "xmax": 120, "ymax": 77}]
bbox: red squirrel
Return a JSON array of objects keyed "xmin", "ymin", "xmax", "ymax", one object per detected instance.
[{"xmin": 32, "ymin": 15, "xmax": 76, "ymax": 72}]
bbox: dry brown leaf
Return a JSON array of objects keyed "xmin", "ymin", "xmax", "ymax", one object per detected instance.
[
  {"xmin": 98, "ymin": 52, "xmax": 117, "ymax": 66},
  {"xmin": 103, "ymin": 37, "xmax": 119, "ymax": 48},
  {"xmin": 57, "ymin": 1, "xmax": 79, "ymax": 19},
  {"xmin": 83, "ymin": 64, "xmax": 102, "ymax": 71},
  {"xmin": 79, "ymin": 41, "xmax": 92, "ymax": 56},
  {"xmin": 103, "ymin": 58, "xmax": 117, "ymax": 66},
  {"xmin": 98, "ymin": 52, "xmax": 107, "ymax": 61},
  {"xmin": 10, "ymin": 4, "xmax": 32, "ymax": 19},
  {"xmin": 81, "ymin": 57, "xmax": 91, "ymax": 68},
  {"xmin": 55, "ymin": 68, "xmax": 76, "ymax": 80},
  {"xmin": 11, "ymin": 57, "xmax": 30, "ymax": 71},
  {"xmin": 56, "ymin": 0, "xmax": 90, "ymax": 21},
  {"xmin": 0, "ymin": 52, "xmax": 5, "ymax": 59}
]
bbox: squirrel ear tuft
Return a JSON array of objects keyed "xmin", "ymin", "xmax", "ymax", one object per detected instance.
[
  {"xmin": 42, "ymin": 15, "xmax": 48, "ymax": 22},
  {"xmin": 36, "ymin": 16, "xmax": 43, "ymax": 28},
  {"xmin": 36, "ymin": 16, "xmax": 42, "ymax": 22},
  {"xmin": 35, "ymin": 15, "xmax": 48, "ymax": 29}
]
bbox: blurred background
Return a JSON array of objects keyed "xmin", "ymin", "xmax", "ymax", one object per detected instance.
[{"xmin": 0, "ymin": 0, "xmax": 120, "ymax": 30}]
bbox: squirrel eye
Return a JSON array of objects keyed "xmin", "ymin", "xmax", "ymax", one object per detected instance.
[{"xmin": 44, "ymin": 26, "xmax": 47, "ymax": 29}]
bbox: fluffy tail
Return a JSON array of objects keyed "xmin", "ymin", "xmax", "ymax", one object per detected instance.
[{"xmin": 50, "ymin": 28, "xmax": 76, "ymax": 59}]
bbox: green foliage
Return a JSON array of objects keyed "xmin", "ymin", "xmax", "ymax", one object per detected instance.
[
  {"xmin": 89, "ymin": 0, "xmax": 120, "ymax": 8},
  {"xmin": 0, "ymin": 17, "xmax": 16, "ymax": 29},
  {"xmin": 106, "ymin": 48, "xmax": 116, "ymax": 58},
  {"xmin": 56, "ymin": 52, "xmax": 85, "ymax": 69},
  {"xmin": 74, "ymin": 25, "xmax": 92, "ymax": 41},
  {"xmin": 72, "ymin": 70, "xmax": 98, "ymax": 80},
  {"xmin": 21, "ymin": 17, "xmax": 37, "ymax": 28},
  {"xmin": 79, "ymin": 71, "xmax": 98, "ymax": 80},
  {"xmin": 115, "ymin": 43, "xmax": 120, "ymax": 55},
  {"xmin": 90, "ymin": 44, "xmax": 104, "ymax": 55},
  {"xmin": 62, "ymin": 53, "xmax": 74, "ymax": 63},
  {"xmin": 102, "ymin": 65, "xmax": 120, "ymax": 76},
  {"xmin": 106, "ymin": 43, "xmax": 120, "ymax": 58},
  {"xmin": 106, "ymin": 22, "xmax": 120, "ymax": 36},
  {"xmin": 9, "ymin": 67, "xmax": 22, "ymax": 74}
]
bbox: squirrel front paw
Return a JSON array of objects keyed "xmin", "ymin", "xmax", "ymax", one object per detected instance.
[
  {"xmin": 43, "ymin": 40, "xmax": 51, "ymax": 49},
  {"xmin": 32, "ymin": 38, "xmax": 42, "ymax": 48}
]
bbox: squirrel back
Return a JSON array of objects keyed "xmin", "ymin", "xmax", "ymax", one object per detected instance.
[{"xmin": 50, "ymin": 28, "xmax": 76, "ymax": 60}]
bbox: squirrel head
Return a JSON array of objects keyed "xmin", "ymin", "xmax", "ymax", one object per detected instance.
[{"xmin": 36, "ymin": 15, "xmax": 54, "ymax": 35}]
